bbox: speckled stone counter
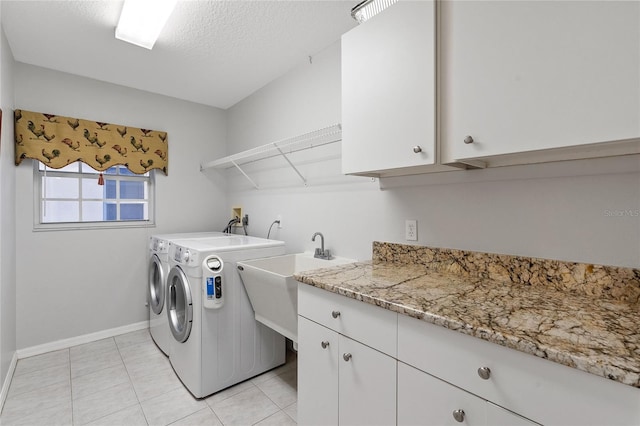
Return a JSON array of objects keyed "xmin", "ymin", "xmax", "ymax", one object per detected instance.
[{"xmin": 294, "ymin": 242, "xmax": 640, "ymax": 388}]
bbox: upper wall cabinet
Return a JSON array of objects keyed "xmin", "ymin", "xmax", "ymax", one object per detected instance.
[
  {"xmin": 440, "ymin": 0, "xmax": 640, "ymax": 167},
  {"xmin": 342, "ymin": 0, "xmax": 455, "ymax": 177}
]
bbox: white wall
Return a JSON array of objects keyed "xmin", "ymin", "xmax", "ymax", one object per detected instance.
[
  {"xmin": 226, "ymin": 42, "xmax": 640, "ymax": 268},
  {"xmin": 14, "ymin": 64, "xmax": 228, "ymax": 349},
  {"xmin": 0, "ymin": 17, "xmax": 17, "ymax": 380},
  {"xmin": 226, "ymin": 42, "xmax": 341, "ymax": 154}
]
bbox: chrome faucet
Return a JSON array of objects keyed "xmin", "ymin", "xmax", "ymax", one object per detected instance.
[{"xmin": 312, "ymin": 232, "xmax": 332, "ymax": 260}]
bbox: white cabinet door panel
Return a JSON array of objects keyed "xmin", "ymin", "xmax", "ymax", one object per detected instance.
[
  {"xmin": 342, "ymin": 0, "xmax": 437, "ymax": 175},
  {"xmin": 441, "ymin": 0, "xmax": 640, "ymax": 162},
  {"xmin": 298, "ymin": 317, "xmax": 339, "ymax": 426},
  {"xmin": 339, "ymin": 335, "xmax": 397, "ymax": 426}
]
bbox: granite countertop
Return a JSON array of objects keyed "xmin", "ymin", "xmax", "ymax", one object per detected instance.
[{"xmin": 294, "ymin": 242, "xmax": 640, "ymax": 389}]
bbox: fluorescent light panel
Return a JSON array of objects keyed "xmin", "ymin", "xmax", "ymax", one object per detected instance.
[{"xmin": 115, "ymin": 0, "xmax": 178, "ymax": 49}]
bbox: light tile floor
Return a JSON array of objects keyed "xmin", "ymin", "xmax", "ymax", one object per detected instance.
[{"xmin": 0, "ymin": 329, "xmax": 297, "ymax": 426}]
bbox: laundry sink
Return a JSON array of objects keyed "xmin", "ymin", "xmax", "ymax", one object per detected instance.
[{"xmin": 237, "ymin": 253, "xmax": 356, "ymax": 343}]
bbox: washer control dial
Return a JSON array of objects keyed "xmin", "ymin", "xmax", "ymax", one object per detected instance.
[{"xmin": 206, "ymin": 257, "xmax": 222, "ymax": 271}]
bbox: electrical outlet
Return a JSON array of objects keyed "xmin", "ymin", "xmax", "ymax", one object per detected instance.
[
  {"xmin": 277, "ymin": 214, "xmax": 283, "ymax": 229},
  {"xmin": 405, "ymin": 219, "xmax": 418, "ymax": 241}
]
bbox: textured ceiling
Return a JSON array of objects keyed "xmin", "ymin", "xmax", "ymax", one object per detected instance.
[{"xmin": 1, "ymin": 0, "xmax": 357, "ymax": 109}]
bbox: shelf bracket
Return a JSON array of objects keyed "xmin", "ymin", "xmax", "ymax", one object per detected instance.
[
  {"xmin": 274, "ymin": 143, "xmax": 307, "ymax": 186},
  {"xmin": 230, "ymin": 160, "xmax": 259, "ymax": 189}
]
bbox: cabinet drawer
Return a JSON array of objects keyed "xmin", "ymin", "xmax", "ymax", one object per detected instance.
[
  {"xmin": 298, "ymin": 283, "xmax": 397, "ymax": 357},
  {"xmin": 398, "ymin": 314, "xmax": 640, "ymax": 425},
  {"xmin": 398, "ymin": 362, "xmax": 486, "ymax": 426},
  {"xmin": 399, "ymin": 362, "xmax": 539, "ymax": 426}
]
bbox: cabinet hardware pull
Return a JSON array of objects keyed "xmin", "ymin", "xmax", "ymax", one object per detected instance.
[
  {"xmin": 332, "ymin": 310, "xmax": 341, "ymax": 318},
  {"xmin": 343, "ymin": 353, "xmax": 352, "ymax": 362},
  {"xmin": 321, "ymin": 341, "xmax": 330, "ymax": 349},
  {"xmin": 477, "ymin": 366, "xmax": 491, "ymax": 380},
  {"xmin": 463, "ymin": 135, "xmax": 474, "ymax": 144},
  {"xmin": 413, "ymin": 146, "xmax": 422, "ymax": 153},
  {"xmin": 452, "ymin": 409, "xmax": 465, "ymax": 422}
]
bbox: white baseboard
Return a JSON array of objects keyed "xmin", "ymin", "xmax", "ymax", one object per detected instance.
[
  {"xmin": 0, "ymin": 352, "xmax": 18, "ymax": 413},
  {"xmin": 16, "ymin": 321, "xmax": 149, "ymax": 359}
]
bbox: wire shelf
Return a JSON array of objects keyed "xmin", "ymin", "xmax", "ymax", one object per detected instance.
[{"xmin": 200, "ymin": 123, "xmax": 342, "ymax": 189}]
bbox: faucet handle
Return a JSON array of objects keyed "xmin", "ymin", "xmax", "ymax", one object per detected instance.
[{"xmin": 314, "ymin": 248, "xmax": 332, "ymax": 260}]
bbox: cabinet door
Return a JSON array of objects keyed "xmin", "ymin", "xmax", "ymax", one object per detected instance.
[
  {"xmin": 339, "ymin": 335, "xmax": 396, "ymax": 426},
  {"xmin": 342, "ymin": 0, "xmax": 437, "ymax": 176},
  {"xmin": 298, "ymin": 317, "xmax": 339, "ymax": 426},
  {"xmin": 398, "ymin": 362, "xmax": 485, "ymax": 426},
  {"xmin": 440, "ymin": 0, "xmax": 640, "ymax": 162}
]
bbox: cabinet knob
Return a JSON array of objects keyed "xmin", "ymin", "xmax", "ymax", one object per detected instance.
[
  {"xmin": 452, "ymin": 409, "xmax": 465, "ymax": 423},
  {"xmin": 321, "ymin": 341, "xmax": 330, "ymax": 349},
  {"xmin": 332, "ymin": 310, "xmax": 341, "ymax": 319},
  {"xmin": 463, "ymin": 135, "xmax": 474, "ymax": 144},
  {"xmin": 343, "ymin": 353, "xmax": 352, "ymax": 362},
  {"xmin": 413, "ymin": 146, "xmax": 423, "ymax": 153},
  {"xmin": 477, "ymin": 366, "xmax": 491, "ymax": 380}
]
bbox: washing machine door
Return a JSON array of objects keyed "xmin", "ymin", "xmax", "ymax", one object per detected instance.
[
  {"xmin": 166, "ymin": 266, "xmax": 193, "ymax": 343},
  {"xmin": 148, "ymin": 254, "xmax": 165, "ymax": 315}
]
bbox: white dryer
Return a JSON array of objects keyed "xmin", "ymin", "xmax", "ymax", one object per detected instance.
[
  {"xmin": 166, "ymin": 236, "xmax": 286, "ymax": 398},
  {"xmin": 148, "ymin": 232, "xmax": 227, "ymax": 355}
]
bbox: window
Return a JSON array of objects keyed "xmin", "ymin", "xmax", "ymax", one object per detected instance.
[{"xmin": 35, "ymin": 162, "xmax": 154, "ymax": 230}]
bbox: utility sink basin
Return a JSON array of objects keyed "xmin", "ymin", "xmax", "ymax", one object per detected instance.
[{"xmin": 237, "ymin": 253, "xmax": 356, "ymax": 343}]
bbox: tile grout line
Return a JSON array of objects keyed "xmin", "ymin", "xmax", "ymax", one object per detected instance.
[
  {"xmin": 283, "ymin": 401, "xmax": 297, "ymax": 423},
  {"xmin": 71, "ymin": 337, "xmax": 144, "ymax": 426},
  {"xmin": 11, "ymin": 350, "xmax": 69, "ymax": 379},
  {"xmin": 167, "ymin": 406, "xmax": 223, "ymax": 426},
  {"xmin": 114, "ymin": 336, "xmax": 150, "ymax": 426},
  {"xmin": 251, "ymin": 409, "xmax": 287, "ymax": 426},
  {"xmin": 249, "ymin": 373, "xmax": 296, "ymax": 425}
]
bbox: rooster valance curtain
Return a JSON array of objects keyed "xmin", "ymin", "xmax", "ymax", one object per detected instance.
[{"xmin": 14, "ymin": 109, "xmax": 168, "ymax": 176}]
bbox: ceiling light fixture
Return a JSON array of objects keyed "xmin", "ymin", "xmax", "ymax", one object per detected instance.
[
  {"xmin": 115, "ymin": 0, "xmax": 178, "ymax": 49},
  {"xmin": 351, "ymin": 0, "xmax": 398, "ymax": 23}
]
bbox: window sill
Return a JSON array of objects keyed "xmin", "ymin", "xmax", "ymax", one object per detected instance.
[{"xmin": 33, "ymin": 221, "xmax": 156, "ymax": 232}]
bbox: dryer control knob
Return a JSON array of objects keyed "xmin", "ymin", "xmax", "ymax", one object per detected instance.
[{"xmin": 182, "ymin": 250, "xmax": 190, "ymax": 262}]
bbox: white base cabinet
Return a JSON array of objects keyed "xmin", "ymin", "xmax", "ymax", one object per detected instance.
[
  {"xmin": 298, "ymin": 317, "xmax": 396, "ymax": 426},
  {"xmin": 298, "ymin": 285, "xmax": 397, "ymax": 426},
  {"xmin": 298, "ymin": 284, "xmax": 640, "ymax": 425},
  {"xmin": 398, "ymin": 314, "xmax": 640, "ymax": 426}
]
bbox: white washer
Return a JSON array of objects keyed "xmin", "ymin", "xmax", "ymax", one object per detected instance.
[
  {"xmin": 148, "ymin": 232, "xmax": 228, "ymax": 355},
  {"xmin": 166, "ymin": 236, "xmax": 286, "ymax": 398}
]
